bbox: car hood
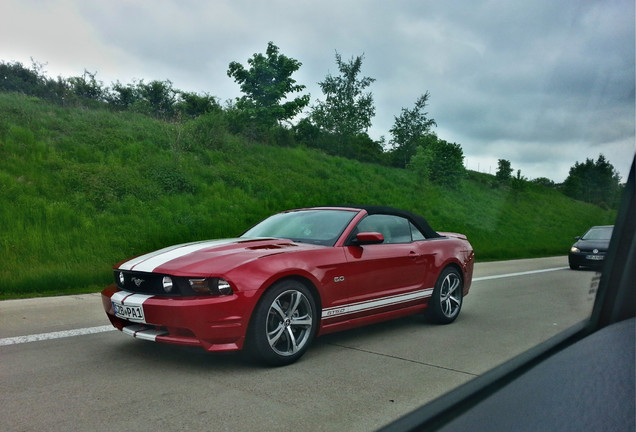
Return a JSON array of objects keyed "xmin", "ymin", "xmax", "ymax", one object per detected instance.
[
  {"xmin": 572, "ymin": 238, "xmax": 610, "ymax": 250},
  {"xmin": 116, "ymin": 238, "xmax": 321, "ymax": 275}
]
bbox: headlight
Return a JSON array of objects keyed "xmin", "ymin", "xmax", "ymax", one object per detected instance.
[
  {"xmin": 162, "ymin": 276, "xmax": 174, "ymax": 293},
  {"xmin": 189, "ymin": 278, "xmax": 211, "ymax": 294},
  {"xmin": 570, "ymin": 247, "xmax": 580, "ymax": 253},
  {"xmin": 117, "ymin": 271, "xmax": 125, "ymax": 286},
  {"xmin": 216, "ymin": 278, "xmax": 233, "ymax": 296},
  {"xmin": 188, "ymin": 278, "xmax": 233, "ymax": 296}
]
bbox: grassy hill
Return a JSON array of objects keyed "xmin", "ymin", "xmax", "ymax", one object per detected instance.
[{"xmin": 0, "ymin": 92, "xmax": 616, "ymax": 298}]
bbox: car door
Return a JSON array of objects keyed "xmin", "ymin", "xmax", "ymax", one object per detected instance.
[{"xmin": 338, "ymin": 214, "xmax": 432, "ymax": 318}]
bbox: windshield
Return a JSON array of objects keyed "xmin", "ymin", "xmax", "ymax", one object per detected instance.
[
  {"xmin": 582, "ymin": 227, "xmax": 613, "ymax": 241},
  {"xmin": 241, "ymin": 209, "xmax": 357, "ymax": 246}
]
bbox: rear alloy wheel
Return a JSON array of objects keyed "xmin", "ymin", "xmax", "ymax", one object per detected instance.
[
  {"xmin": 428, "ymin": 267, "xmax": 463, "ymax": 324},
  {"xmin": 248, "ymin": 280, "xmax": 317, "ymax": 366}
]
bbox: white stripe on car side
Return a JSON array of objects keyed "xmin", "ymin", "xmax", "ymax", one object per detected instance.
[
  {"xmin": 118, "ymin": 238, "xmax": 242, "ymax": 272},
  {"xmin": 321, "ymin": 287, "xmax": 434, "ymax": 319}
]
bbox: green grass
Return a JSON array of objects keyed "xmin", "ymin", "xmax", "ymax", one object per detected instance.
[{"xmin": 0, "ymin": 92, "xmax": 616, "ymax": 298}]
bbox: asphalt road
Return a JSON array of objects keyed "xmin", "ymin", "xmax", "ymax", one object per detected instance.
[{"xmin": 0, "ymin": 257, "xmax": 599, "ymax": 432}]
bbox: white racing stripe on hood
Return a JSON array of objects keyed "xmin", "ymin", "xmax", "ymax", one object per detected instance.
[
  {"xmin": 117, "ymin": 243, "xmax": 195, "ymax": 271},
  {"xmin": 118, "ymin": 238, "xmax": 242, "ymax": 272}
]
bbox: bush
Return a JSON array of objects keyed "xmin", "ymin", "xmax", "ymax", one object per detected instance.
[{"xmin": 409, "ymin": 138, "xmax": 465, "ymax": 188}]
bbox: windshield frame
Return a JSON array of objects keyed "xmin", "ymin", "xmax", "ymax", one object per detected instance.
[{"xmin": 240, "ymin": 208, "xmax": 359, "ymax": 246}]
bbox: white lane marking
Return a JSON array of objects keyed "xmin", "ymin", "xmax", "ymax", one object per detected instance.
[
  {"xmin": 0, "ymin": 325, "xmax": 116, "ymax": 346},
  {"xmin": 473, "ymin": 266, "xmax": 569, "ymax": 282}
]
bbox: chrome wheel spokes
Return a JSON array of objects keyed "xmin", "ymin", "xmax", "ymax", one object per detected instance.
[
  {"xmin": 266, "ymin": 290, "xmax": 314, "ymax": 356},
  {"xmin": 439, "ymin": 273, "xmax": 461, "ymax": 318}
]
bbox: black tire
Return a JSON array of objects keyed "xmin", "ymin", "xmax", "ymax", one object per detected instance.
[
  {"xmin": 428, "ymin": 267, "xmax": 463, "ymax": 324},
  {"xmin": 247, "ymin": 280, "xmax": 317, "ymax": 366},
  {"xmin": 569, "ymin": 263, "xmax": 580, "ymax": 270}
]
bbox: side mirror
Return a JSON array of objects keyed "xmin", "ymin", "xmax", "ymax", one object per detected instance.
[{"xmin": 355, "ymin": 232, "xmax": 385, "ymax": 245}]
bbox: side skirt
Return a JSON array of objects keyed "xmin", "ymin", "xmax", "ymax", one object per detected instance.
[{"xmin": 317, "ymin": 302, "xmax": 429, "ymax": 336}]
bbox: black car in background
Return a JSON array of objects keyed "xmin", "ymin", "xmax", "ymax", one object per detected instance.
[{"xmin": 569, "ymin": 225, "xmax": 614, "ymax": 270}]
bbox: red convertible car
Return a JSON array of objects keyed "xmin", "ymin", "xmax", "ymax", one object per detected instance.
[{"xmin": 101, "ymin": 206, "xmax": 474, "ymax": 365}]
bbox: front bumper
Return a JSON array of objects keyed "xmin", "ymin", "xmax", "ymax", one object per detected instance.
[
  {"xmin": 101, "ymin": 284, "xmax": 257, "ymax": 352},
  {"xmin": 568, "ymin": 252, "xmax": 606, "ymax": 269}
]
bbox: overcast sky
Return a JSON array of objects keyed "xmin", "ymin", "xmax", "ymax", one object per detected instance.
[{"xmin": 2, "ymin": 0, "xmax": 634, "ymax": 182}]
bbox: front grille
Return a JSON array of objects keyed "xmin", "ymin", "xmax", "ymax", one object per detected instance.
[
  {"xmin": 114, "ymin": 270, "xmax": 193, "ymax": 296},
  {"xmin": 579, "ymin": 248, "xmax": 607, "ymax": 255}
]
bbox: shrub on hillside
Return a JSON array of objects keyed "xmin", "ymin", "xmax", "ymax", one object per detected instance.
[{"xmin": 409, "ymin": 138, "xmax": 465, "ymax": 188}]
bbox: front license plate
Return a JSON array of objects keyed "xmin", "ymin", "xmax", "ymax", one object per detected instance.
[
  {"xmin": 586, "ymin": 255, "xmax": 604, "ymax": 261},
  {"xmin": 112, "ymin": 301, "xmax": 145, "ymax": 321}
]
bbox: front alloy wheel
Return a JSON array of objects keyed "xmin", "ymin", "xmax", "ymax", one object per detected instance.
[
  {"xmin": 248, "ymin": 280, "xmax": 317, "ymax": 366},
  {"xmin": 428, "ymin": 267, "xmax": 463, "ymax": 324}
]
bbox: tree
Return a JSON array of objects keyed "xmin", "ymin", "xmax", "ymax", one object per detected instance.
[
  {"xmin": 0, "ymin": 60, "xmax": 44, "ymax": 94},
  {"xmin": 347, "ymin": 133, "xmax": 385, "ymax": 163},
  {"xmin": 496, "ymin": 159, "xmax": 514, "ymax": 185},
  {"xmin": 531, "ymin": 177, "xmax": 556, "ymax": 188},
  {"xmin": 0, "ymin": 59, "xmax": 71, "ymax": 104},
  {"xmin": 562, "ymin": 154, "xmax": 621, "ymax": 208},
  {"xmin": 136, "ymin": 79, "xmax": 178, "ymax": 119},
  {"xmin": 410, "ymin": 136, "xmax": 465, "ymax": 188},
  {"xmin": 227, "ymin": 41, "xmax": 309, "ymax": 129},
  {"xmin": 510, "ymin": 169, "xmax": 528, "ymax": 196},
  {"xmin": 106, "ymin": 80, "xmax": 140, "ymax": 110},
  {"xmin": 389, "ymin": 92, "xmax": 437, "ymax": 168},
  {"xmin": 67, "ymin": 70, "xmax": 104, "ymax": 101},
  {"xmin": 310, "ymin": 52, "xmax": 376, "ymax": 141},
  {"xmin": 177, "ymin": 92, "xmax": 220, "ymax": 119}
]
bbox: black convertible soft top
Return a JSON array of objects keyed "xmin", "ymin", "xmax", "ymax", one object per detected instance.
[{"xmin": 336, "ymin": 205, "xmax": 441, "ymax": 239}]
